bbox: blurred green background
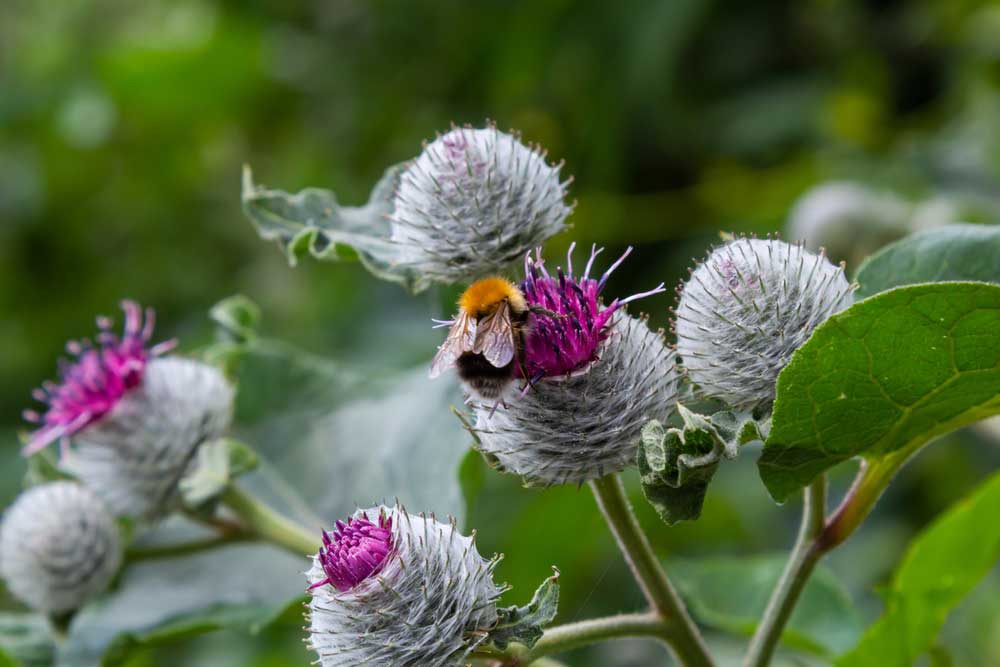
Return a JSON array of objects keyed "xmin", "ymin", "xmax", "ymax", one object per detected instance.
[{"xmin": 2, "ymin": 0, "xmax": 1000, "ymax": 665}]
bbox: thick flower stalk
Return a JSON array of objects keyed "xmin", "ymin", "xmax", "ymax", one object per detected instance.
[
  {"xmin": 674, "ymin": 236, "xmax": 855, "ymax": 411},
  {"xmin": 389, "ymin": 124, "xmax": 573, "ymax": 284},
  {"xmin": 306, "ymin": 505, "xmax": 502, "ymax": 667},
  {"xmin": 474, "ymin": 245, "xmax": 677, "ymax": 485},
  {"xmin": 0, "ymin": 481, "xmax": 122, "ymax": 614},
  {"xmin": 23, "ymin": 301, "xmax": 235, "ymax": 519}
]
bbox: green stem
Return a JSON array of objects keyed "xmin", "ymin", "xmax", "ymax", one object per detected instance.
[
  {"xmin": 743, "ymin": 476, "xmax": 827, "ymax": 667},
  {"xmin": 221, "ymin": 483, "xmax": 321, "ymax": 556},
  {"xmin": 125, "ymin": 533, "xmax": 253, "ymax": 563},
  {"xmin": 819, "ymin": 454, "xmax": 902, "ymax": 551},
  {"xmin": 745, "ymin": 448, "xmax": 915, "ymax": 667},
  {"xmin": 525, "ymin": 613, "xmax": 669, "ymax": 662},
  {"xmin": 589, "ymin": 475, "xmax": 713, "ymax": 667},
  {"xmin": 472, "ymin": 614, "xmax": 669, "ymax": 666}
]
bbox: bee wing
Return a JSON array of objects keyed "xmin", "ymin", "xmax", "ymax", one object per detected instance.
[
  {"xmin": 429, "ymin": 313, "xmax": 477, "ymax": 379},
  {"xmin": 473, "ymin": 301, "xmax": 516, "ymax": 368}
]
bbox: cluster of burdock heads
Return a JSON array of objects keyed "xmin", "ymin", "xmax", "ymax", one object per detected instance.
[{"xmin": 1, "ymin": 124, "xmax": 854, "ymax": 667}]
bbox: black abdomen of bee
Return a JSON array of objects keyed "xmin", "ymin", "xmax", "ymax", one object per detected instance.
[{"xmin": 456, "ymin": 352, "xmax": 515, "ymax": 400}]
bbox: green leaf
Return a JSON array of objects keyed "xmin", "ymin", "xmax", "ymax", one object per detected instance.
[
  {"xmin": 23, "ymin": 450, "xmax": 75, "ymax": 487},
  {"xmin": 0, "ymin": 613, "xmax": 55, "ymax": 667},
  {"xmin": 489, "ymin": 568, "xmax": 560, "ymax": 651},
  {"xmin": 638, "ymin": 406, "xmax": 753, "ymax": 524},
  {"xmin": 241, "ymin": 165, "xmax": 430, "ymax": 292},
  {"xmin": 672, "ymin": 555, "xmax": 863, "ymax": 656},
  {"xmin": 209, "ymin": 294, "xmax": 261, "ymax": 344},
  {"xmin": 57, "ymin": 535, "xmax": 305, "ymax": 667},
  {"xmin": 54, "ymin": 334, "xmax": 470, "ymax": 665},
  {"xmin": 178, "ymin": 438, "xmax": 258, "ymax": 510},
  {"xmin": 759, "ymin": 282, "xmax": 1000, "ymax": 501},
  {"xmin": 856, "ymin": 224, "xmax": 1000, "ymax": 298},
  {"xmin": 836, "ymin": 470, "xmax": 1000, "ymax": 666}
]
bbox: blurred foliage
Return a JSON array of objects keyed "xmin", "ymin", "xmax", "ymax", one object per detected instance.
[{"xmin": 2, "ymin": 0, "xmax": 1000, "ymax": 664}]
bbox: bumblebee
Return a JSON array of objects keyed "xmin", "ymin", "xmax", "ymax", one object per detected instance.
[{"xmin": 429, "ymin": 277, "xmax": 531, "ymax": 401}]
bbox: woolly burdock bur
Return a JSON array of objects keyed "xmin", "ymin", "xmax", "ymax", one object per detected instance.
[
  {"xmin": 674, "ymin": 236, "xmax": 855, "ymax": 411},
  {"xmin": 473, "ymin": 245, "xmax": 678, "ymax": 486},
  {"xmin": 389, "ymin": 124, "xmax": 573, "ymax": 284},
  {"xmin": 0, "ymin": 481, "xmax": 122, "ymax": 614},
  {"xmin": 306, "ymin": 505, "xmax": 502, "ymax": 667},
  {"xmin": 23, "ymin": 301, "xmax": 235, "ymax": 520}
]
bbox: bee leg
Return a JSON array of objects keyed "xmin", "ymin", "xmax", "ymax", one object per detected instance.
[
  {"xmin": 529, "ymin": 306, "xmax": 566, "ymax": 319},
  {"xmin": 519, "ymin": 372, "xmax": 545, "ymax": 397}
]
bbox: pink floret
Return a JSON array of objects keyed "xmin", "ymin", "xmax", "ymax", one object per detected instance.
[{"xmin": 22, "ymin": 300, "xmax": 175, "ymax": 457}]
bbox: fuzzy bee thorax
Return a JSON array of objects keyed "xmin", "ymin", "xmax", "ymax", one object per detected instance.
[{"xmin": 458, "ymin": 277, "xmax": 527, "ymax": 318}]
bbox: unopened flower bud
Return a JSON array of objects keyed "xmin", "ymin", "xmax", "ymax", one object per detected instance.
[
  {"xmin": 0, "ymin": 482, "xmax": 122, "ymax": 614},
  {"xmin": 306, "ymin": 505, "xmax": 502, "ymax": 667},
  {"xmin": 674, "ymin": 237, "xmax": 855, "ymax": 411},
  {"xmin": 474, "ymin": 245, "xmax": 677, "ymax": 486},
  {"xmin": 390, "ymin": 125, "xmax": 573, "ymax": 284},
  {"xmin": 786, "ymin": 181, "xmax": 912, "ymax": 266}
]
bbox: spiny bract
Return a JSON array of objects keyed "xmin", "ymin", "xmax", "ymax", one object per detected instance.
[
  {"xmin": 0, "ymin": 481, "xmax": 122, "ymax": 614},
  {"xmin": 474, "ymin": 314, "xmax": 679, "ymax": 486},
  {"xmin": 306, "ymin": 505, "xmax": 503, "ymax": 667},
  {"xmin": 674, "ymin": 237, "xmax": 855, "ymax": 411},
  {"xmin": 389, "ymin": 125, "xmax": 573, "ymax": 284}
]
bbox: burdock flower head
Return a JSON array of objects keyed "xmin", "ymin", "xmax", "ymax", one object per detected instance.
[
  {"xmin": 474, "ymin": 245, "xmax": 678, "ymax": 486},
  {"xmin": 389, "ymin": 124, "xmax": 573, "ymax": 284},
  {"xmin": 306, "ymin": 505, "xmax": 502, "ymax": 667},
  {"xmin": 23, "ymin": 301, "xmax": 235, "ymax": 520},
  {"xmin": 0, "ymin": 481, "xmax": 122, "ymax": 614},
  {"xmin": 674, "ymin": 236, "xmax": 855, "ymax": 411}
]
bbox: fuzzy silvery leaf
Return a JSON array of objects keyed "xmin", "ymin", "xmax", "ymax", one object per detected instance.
[
  {"xmin": 242, "ymin": 126, "xmax": 572, "ymax": 293},
  {"xmin": 62, "ymin": 357, "xmax": 235, "ymax": 520},
  {"xmin": 638, "ymin": 406, "xmax": 753, "ymax": 524},
  {"xmin": 307, "ymin": 505, "xmax": 502, "ymax": 667},
  {"xmin": 241, "ymin": 165, "xmax": 429, "ymax": 291},
  {"xmin": 489, "ymin": 568, "xmax": 560, "ymax": 651},
  {"xmin": 178, "ymin": 438, "xmax": 258, "ymax": 510}
]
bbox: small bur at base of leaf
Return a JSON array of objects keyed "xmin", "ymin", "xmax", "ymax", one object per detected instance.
[
  {"xmin": 638, "ymin": 405, "xmax": 760, "ymax": 524},
  {"xmin": 488, "ymin": 568, "xmax": 560, "ymax": 651}
]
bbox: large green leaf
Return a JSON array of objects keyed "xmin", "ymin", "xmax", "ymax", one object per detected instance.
[
  {"xmin": 671, "ymin": 555, "xmax": 862, "ymax": 656},
  {"xmin": 45, "ymin": 333, "xmax": 469, "ymax": 666},
  {"xmin": 241, "ymin": 165, "xmax": 430, "ymax": 292},
  {"xmin": 759, "ymin": 282, "xmax": 1000, "ymax": 501},
  {"xmin": 855, "ymin": 224, "xmax": 1000, "ymax": 298},
  {"xmin": 836, "ymin": 470, "xmax": 1000, "ymax": 666},
  {"xmin": 58, "ymin": 534, "xmax": 304, "ymax": 667}
]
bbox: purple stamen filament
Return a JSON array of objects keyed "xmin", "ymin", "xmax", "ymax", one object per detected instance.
[
  {"xmin": 519, "ymin": 245, "xmax": 665, "ymax": 379},
  {"xmin": 22, "ymin": 300, "xmax": 175, "ymax": 457}
]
